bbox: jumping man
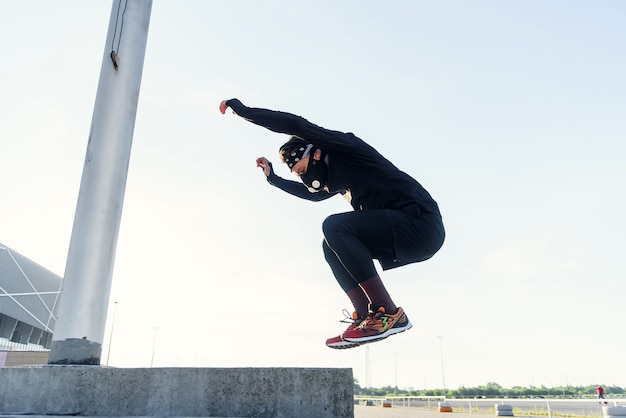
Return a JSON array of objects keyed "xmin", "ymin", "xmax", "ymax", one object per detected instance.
[{"xmin": 220, "ymin": 98, "xmax": 445, "ymax": 349}]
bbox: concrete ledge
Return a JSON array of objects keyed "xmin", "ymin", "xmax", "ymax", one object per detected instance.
[{"xmin": 0, "ymin": 366, "xmax": 354, "ymax": 417}]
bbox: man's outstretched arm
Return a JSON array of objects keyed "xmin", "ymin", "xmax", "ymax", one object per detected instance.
[
  {"xmin": 220, "ymin": 99, "xmax": 357, "ymax": 152},
  {"xmin": 256, "ymin": 157, "xmax": 335, "ymax": 202}
]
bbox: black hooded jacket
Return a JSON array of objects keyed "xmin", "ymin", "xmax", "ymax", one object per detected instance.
[
  {"xmin": 227, "ymin": 99, "xmax": 441, "ymax": 213},
  {"xmin": 226, "ymin": 98, "xmax": 445, "ymax": 268}
]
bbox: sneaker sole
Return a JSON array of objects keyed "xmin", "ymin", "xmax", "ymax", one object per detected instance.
[
  {"xmin": 326, "ymin": 341, "xmax": 361, "ymax": 350},
  {"xmin": 343, "ymin": 320, "xmax": 413, "ymax": 343},
  {"xmin": 326, "ymin": 335, "xmax": 392, "ymax": 349}
]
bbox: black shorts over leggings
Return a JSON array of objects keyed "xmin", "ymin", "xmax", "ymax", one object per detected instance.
[{"xmin": 322, "ymin": 208, "xmax": 444, "ymax": 292}]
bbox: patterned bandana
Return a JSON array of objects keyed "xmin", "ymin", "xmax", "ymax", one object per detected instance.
[{"xmin": 281, "ymin": 143, "xmax": 313, "ymax": 170}]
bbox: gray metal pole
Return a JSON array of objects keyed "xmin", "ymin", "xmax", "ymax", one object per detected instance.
[{"xmin": 49, "ymin": 0, "xmax": 152, "ymax": 365}]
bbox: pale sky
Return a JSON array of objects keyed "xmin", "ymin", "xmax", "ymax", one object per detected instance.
[{"xmin": 1, "ymin": 1, "xmax": 625, "ymax": 390}]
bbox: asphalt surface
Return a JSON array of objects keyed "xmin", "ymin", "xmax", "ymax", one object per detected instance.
[
  {"xmin": 0, "ymin": 411, "xmax": 474, "ymax": 418},
  {"xmin": 355, "ymin": 405, "xmax": 477, "ymax": 418},
  {"xmin": 354, "ymin": 399, "xmax": 619, "ymax": 418},
  {"xmin": 1, "ymin": 399, "xmax": 617, "ymax": 418}
]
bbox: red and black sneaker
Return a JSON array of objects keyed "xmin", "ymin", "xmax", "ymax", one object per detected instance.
[
  {"xmin": 325, "ymin": 310, "xmax": 364, "ymax": 350},
  {"xmin": 342, "ymin": 305, "xmax": 412, "ymax": 344}
]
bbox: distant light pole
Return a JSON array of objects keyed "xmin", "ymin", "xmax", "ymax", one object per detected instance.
[
  {"xmin": 151, "ymin": 326, "xmax": 158, "ymax": 367},
  {"xmin": 437, "ymin": 336, "xmax": 447, "ymax": 397},
  {"xmin": 393, "ymin": 352, "xmax": 399, "ymax": 389},
  {"xmin": 365, "ymin": 345, "xmax": 370, "ymax": 388},
  {"xmin": 105, "ymin": 301, "xmax": 118, "ymax": 366}
]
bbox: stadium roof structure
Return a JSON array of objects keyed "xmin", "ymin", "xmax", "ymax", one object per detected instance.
[{"xmin": 0, "ymin": 243, "xmax": 62, "ymax": 350}]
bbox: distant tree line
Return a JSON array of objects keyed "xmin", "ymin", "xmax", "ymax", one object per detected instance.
[{"xmin": 354, "ymin": 380, "xmax": 625, "ymax": 398}]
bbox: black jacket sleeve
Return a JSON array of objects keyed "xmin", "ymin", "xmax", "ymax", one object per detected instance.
[
  {"xmin": 266, "ymin": 170, "xmax": 337, "ymax": 202},
  {"xmin": 226, "ymin": 99, "xmax": 357, "ymax": 153}
]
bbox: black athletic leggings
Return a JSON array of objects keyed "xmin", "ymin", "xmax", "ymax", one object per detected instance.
[{"xmin": 322, "ymin": 210, "xmax": 396, "ymax": 293}]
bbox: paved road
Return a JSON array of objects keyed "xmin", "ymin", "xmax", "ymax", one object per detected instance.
[
  {"xmin": 355, "ymin": 405, "xmax": 476, "ymax": 418},
  {"xmin": 445, "ymin": 398, "xmax": 613, "ymax": 416},
  {"xmin": 355, "ymin": 398, "xmax": 623, "ymax": 418},
  {"xmin": 1, "ymin": 399, "xmax": 620, "ymax": 418}
]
